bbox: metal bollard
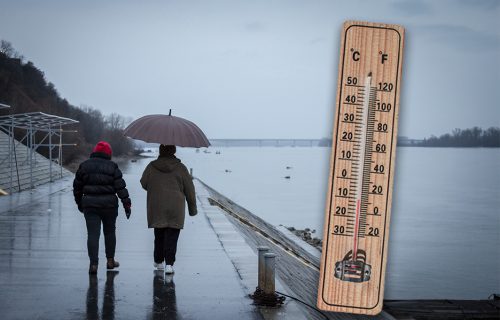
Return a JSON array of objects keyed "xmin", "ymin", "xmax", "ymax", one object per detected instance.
[
  {"xmin": 250, "ymin": 250, "xmax": 285, "ymax": 307},
  {"xmin": 257, "ymin": 246, "xmax": 270, "ymax": 290},
  {"xmin": 263, "ymin": 253, "xmax": 276, "ymax": 295}
]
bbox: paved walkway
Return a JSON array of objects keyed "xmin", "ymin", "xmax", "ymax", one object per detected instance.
[{"xmin": 0, "ymin": 170, "xmax": 261, "ymax": 319}]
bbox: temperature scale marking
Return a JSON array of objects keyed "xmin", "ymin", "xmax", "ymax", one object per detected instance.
[{"xmin": 317, "ymin": 21, "xmax": 405, "ymax": 315}]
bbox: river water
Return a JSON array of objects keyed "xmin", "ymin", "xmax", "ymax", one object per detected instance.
[{"xmin": 128, "ymin": 147, "xmax": 500, "ymax": 300}]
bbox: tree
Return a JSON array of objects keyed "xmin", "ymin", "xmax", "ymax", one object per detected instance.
[
  {"xmin": 419, "ymin": 127, "xmax": 499, "ymax": 147},
  {"xmin": 0, "ymin": 40, "xmax": 14, "ymax": 57},
  {"xmin": 78, "ymin": 105, "xmax": 105, "ymax": 143},
  {"xmin": 106, "ymin": 113, "xmax": 125, "ymax": 130}
]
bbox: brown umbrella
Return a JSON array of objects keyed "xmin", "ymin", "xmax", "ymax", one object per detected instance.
[{"xmin": 123, "ymin": 110, "xmax": 210, "ymax": 147}]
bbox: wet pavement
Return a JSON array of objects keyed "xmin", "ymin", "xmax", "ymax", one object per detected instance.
[{"xmin": 0, "ymin": 171, "xmax": 262, "ymax": 319}]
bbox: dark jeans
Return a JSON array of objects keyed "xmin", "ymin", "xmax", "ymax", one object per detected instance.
[
  {"xmin": 84, "ymin": 210, "xmax": 118, "ymax": 265},
  {"xmin": 154, "ymin": 228, "xmax": 181, "ymax": 265}
]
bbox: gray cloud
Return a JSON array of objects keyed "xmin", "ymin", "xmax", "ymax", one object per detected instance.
[
  {"xmin": 455, "ymin": 0, "xmax": 499, "ymax": 10},
  {"xmin": 413, "ymin": 24, "xmax": 500, "ymax": 51},
  {"xmin": 391, "ymin": 0, "xmax": 432, "ymax": 16},
  {"xmin": 244, "ymin": 21, "xmax": 266, "ymax": 32},
  {"xmin": 308, "ymin": 37, "xmax": 326, "ymax": 45}
]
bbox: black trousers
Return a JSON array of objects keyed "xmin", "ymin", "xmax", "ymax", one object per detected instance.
[
  {"xmin": 154, "ymin": 228, "xmax": 181, "ymax": 265},
  {"xmin": 84, "ymin": 210, "xmax": 118, "ymax": 264}
]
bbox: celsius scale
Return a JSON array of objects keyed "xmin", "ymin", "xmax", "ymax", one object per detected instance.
[{"xmin": 318, "ymin": 21, "xmax": 405, "ymax": 315}]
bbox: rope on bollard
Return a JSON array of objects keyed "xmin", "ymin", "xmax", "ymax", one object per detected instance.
[
  {"xmin": 250, "ymin": 287, "xmax": 330, "ymax": 319},
  {"xmin": 250, "ymin": 287, "xmax": 285, "ymax": 307}
]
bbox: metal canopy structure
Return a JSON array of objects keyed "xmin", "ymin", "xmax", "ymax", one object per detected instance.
[
  {"xmin": 0, "ymin": 112, "xmax": 79, "ymax": 192},
  {"xmin": 0, "ymin": 112, "xmax": 78, "ymax": 130}
]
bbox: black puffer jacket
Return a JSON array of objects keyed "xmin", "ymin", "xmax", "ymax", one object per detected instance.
[{"xmin": 73, "ymin": 152, "xmax": 130, "ymax": 212}]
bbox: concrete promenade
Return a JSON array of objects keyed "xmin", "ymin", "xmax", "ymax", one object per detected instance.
[
  {"xmin": 0, "ymin": 172, "xmax": 267, "ymax": 319},
  {"xmin": 2, "ymin": 166, "xmax": 497, "ymax": 320}
]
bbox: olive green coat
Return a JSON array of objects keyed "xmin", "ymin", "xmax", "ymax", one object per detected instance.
[{"xmin": 140, "ymin": 156, "xmax": 197, "ymax": 229}]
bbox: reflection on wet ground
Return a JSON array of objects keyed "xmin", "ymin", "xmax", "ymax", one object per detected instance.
[
  {"xmin": 86, "ymin": 272, "xmax": 118, "ymax": 320},
  {"xmin": 150, "ymin": 271, "xmax": 177, "ymax": 320},
  {"xmin": 0, "ymin": 174, "xmax": 261, "ymax": 320}
]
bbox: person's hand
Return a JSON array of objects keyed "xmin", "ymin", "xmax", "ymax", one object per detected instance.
[
  {"xmin": 123, "ymin": 198, "xmax": 132, "ymax": 219},
  {"xmin": 125, "ymin": 206, "xmax": 131, "ymax": 219}
]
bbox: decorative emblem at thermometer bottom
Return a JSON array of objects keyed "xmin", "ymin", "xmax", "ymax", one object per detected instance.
[{"xmin": 334, "ymin": 250, "xmax": 372, "ymax": 283}]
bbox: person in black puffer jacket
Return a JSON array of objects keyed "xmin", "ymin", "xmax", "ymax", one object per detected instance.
[{"xmin": 73, "ymin": 141, "xmax": 132, "ymax": 274}]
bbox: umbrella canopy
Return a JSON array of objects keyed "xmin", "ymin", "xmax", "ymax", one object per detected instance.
[{"xmin": 124, "ymin": 112, "xmax": 210, "ymax": 147}]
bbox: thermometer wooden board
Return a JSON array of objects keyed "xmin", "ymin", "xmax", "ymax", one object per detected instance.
[{"xmin": 318, "ymin": 21, "xmax": 404, "ymax": 315}]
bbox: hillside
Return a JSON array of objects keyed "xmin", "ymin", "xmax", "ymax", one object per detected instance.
[{"xmin": 0, "ymin": 40, "xmax": 133, "ymax": 164}]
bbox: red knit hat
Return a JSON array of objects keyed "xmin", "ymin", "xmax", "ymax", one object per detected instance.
[{"xmin": 93, "ymin": 141, "xmax": 112, "ymax": 157}]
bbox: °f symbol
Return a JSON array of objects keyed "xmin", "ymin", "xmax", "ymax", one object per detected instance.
[{"xmin": 380, "ymin": 51, "xmax": 388, "ymax": 64}]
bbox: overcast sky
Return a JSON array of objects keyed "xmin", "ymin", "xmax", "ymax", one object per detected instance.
[{"xmin": 0, "ymin": 0, "xmax": 498, "ymax": 139}]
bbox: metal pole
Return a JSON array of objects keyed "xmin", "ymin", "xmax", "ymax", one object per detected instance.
[
  {"xmin": 263, "ymin": 253, "xmax": 276, "ymax": 295},
  {"xmin": 33, "ymin": 129, "xmax": 38, "ymax": 163},
  {"xmin": 9, "ymin": 123, "xmax": 13, "ymax": 192},
  {"xmin": 29, "ymin": 121, "xmax": 33, "ymax": 189},
  {"xmin": 257, "ymin": 246, "xmax": 269, "ymax": 290},
  {"xmin": 12, "ymin": 124, "xmax": 20, "ymax": 192},
  {"xmin": 48, "ymin": 125, "xmax": 52, "ymax": 182},
  {"xmin": 59, "ymin": 125, "xmax": 62, "ymax": 178}
]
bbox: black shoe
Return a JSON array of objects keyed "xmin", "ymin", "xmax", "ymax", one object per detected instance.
[
  {"xmin": 89, "ymin": 264, "xmax": 98, "ymax": 274},
  {"xmin": 107, "ymin": 258, "xmax": 120, "ymax": 270}
]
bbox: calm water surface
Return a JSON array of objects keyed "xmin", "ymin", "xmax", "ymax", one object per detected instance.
[{"xmin": 132, "ymin": 147, "xmax": 500, "ymax": 299}]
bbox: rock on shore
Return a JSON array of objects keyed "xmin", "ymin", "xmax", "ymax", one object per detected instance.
[{"xmin": 285, "ymin": 226, "xmax": 322, "ymax": 250}]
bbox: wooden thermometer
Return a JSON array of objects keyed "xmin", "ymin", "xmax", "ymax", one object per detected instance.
[{"xmin": 318, "ymin": 21, "xmax": 404, "ymax": 315}]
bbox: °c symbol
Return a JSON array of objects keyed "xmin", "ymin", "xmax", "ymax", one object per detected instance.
[{"xmin": 352, "ymin": 50, "xmax": 360, "ymax": 61}]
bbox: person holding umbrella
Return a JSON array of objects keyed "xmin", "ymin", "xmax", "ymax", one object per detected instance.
[
  {"xmin": 73, "ymin": 141, "xmax": 132, "ymax": 274},
  {"xmin": 125, "ymin": 110, "xmax": 209, "ymax": 274},
  {"xmin": 140, "ymin": 145, "xmax": 197, "ymax": 274}
]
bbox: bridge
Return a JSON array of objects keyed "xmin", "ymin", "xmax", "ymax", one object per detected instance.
[
  {"xmin": 209, "ymin": 138, "xmax": 423, "ymax": 147},
  {"xmin": 209, "ymin": 139, "xmax": 330, "ymax": 147}
]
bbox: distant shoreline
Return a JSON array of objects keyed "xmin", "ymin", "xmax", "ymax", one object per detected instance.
[
  {"xmin": 203, "ymin": 139, "xmax": 499, "ymax": 148},
  {"xmin": 137, "ymin": 140, "xmax": 499, "ymax": 148}
]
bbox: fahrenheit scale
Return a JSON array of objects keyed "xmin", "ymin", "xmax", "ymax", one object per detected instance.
[{"xmin": 317, "ymin": 21, "xmax": 405, "ymax": 315}]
